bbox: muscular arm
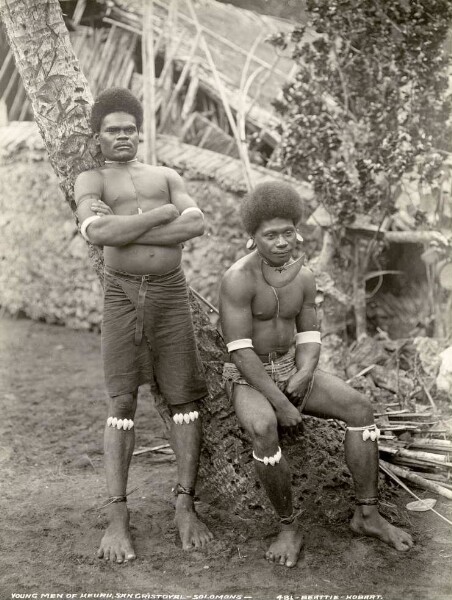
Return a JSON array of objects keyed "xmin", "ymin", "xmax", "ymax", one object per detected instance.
[
  {"xmin": 75, "ymin": 170, "xmax": 178, "ymax": 246},
  {"xmin": 284, "ymin": 269, "xmax": 321, "ymax": 400},
  {"xmin": 294, "ymin": 268, "xmax": 321, "ymax": 375},
  {"xmin": 219, "ymin": 269, "xmax": 292, "ymax": 411},
  {"xmin": 133, "ymin": 168, "xmax": 205, "ymax": 245}
]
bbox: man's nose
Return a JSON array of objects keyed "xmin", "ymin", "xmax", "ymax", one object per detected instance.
[
  {"xmin": 117, "ymin": 130, "xmax": 129, "ymax": 139},
  {"xmin": 276, "ymin": 235, "xmax": 288, "ymax": 246}
]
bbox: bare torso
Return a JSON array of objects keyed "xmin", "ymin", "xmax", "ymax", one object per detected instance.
[
  {"xmin": 230, "ymin": 252, "xmax": 308, "ymax": 355},
  {"xmin": 100, "ymin": 162, "xmax": 181, "ymax": 274}
]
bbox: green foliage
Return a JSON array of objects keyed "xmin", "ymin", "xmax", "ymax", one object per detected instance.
[{"xmin": 269, "ymin": 0, "xmax": 452, "ymax": 229}]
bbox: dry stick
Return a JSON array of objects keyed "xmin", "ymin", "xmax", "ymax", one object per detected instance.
[
  {"xmin": 379, "ymin": 460, "xmax": 452, "ymax": 526},
  {"xmin": 133, "ymin": 443, "xmax": 172, "ymax": 456},
  {"xmin": 142, "ymin": 0, "xmax": 157, "ymax": 165},
  {"xmin": 190, "ymin": 286, "xmax": 219, "ymax": 315},
  {"xmin": 345, "ymin": 363, "xmax": 377, "ymax": 384},
  {"xmin": 380, "ymin": 459, "xmax": 452, "ymax": 500},
  {"xmin": 0, "ymin": 49, "xmax": 13, "ymax": 88},
  {"xmin": 417, "ymin": 375, "xmax": 438, "ymax": 414},
  {"xmin": 159, "ymin": 31, "xmax": 201, "ymax": 131}
]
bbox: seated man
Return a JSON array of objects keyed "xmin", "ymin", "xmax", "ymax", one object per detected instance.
[
  {"xmin": 75, "ymin": 87, "xmax": 213, "ymax": 563},
  {"xmin": 219, "ymin": 181, "xmax": 413, "ymax": 568}
]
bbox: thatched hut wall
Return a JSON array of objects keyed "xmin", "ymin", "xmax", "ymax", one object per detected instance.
[{"xmin": 0, "ymin": 124, "xmax": 313, "ymax": 329}]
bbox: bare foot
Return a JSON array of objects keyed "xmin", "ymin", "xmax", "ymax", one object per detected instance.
[
  {"xmin": 350, "ymin": 505, "xmax": 414, "ymax": 552},
  {"xmin": 97, "ymin": 503, "xmax": 136, "ymax": 563},
  {"xmin": 174, "ymin": 496, "xmax": 213, "ymax": 550},
  {"xmin": 265, "ymin": 523, "xmax": 304, "ymax": 568}
]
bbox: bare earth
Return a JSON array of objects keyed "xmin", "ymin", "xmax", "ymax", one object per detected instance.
[{"xmin": 1, "ymin": 317, "xmax": 452, "ymax": 600}]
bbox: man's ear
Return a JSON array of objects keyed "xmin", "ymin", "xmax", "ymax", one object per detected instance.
[{"xmin": 93, "ymin": 132, "xmax": 100, "ymax": 145}]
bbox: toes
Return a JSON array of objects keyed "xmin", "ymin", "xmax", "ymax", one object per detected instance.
[
  {"xmin": 126, "ymin": 551, "xmax": 136, "ymax": 561},
  {"xmin": 265, "ymin": 551, "xmax": 274, "ymax": 562},
  {"xmin": 97, "ymin": 547, "xmax": 104, "ymax": 559},
  {"xmin": 278, "ymin": 554, "xmax": 286, "ymax": 565}
]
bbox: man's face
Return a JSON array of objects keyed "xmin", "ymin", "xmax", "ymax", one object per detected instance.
[
  {"xmin": 96, "ymin": 111, "xmax": 139, "ymax": 162},
  {"xmin": 254, "ymin": 218, "xmax": 297, "ymax": 266}
]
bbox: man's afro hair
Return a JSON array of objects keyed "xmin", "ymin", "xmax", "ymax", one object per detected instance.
[
  {"xmin": 90, "ymin": 87, "xmax": 143, "ymax": 132},
  {"xmin": 241, "ymin": 180, "xmax": 304, "ymax": 235}
]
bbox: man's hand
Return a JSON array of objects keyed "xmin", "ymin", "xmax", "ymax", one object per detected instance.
[
  {"xmin": 285, "ymin": 370, "xmax": 313, "ymax": 402},
  {"xmin": 274, "ymin": 401, "xmax": 302, "ymax": 428},
  {"xmin": 154, "ymin": 203, "xmax": 180, "ymax": 223},
  {"xmin": 91, "ymin": 199, "xmax": 113, "ymax": 216}
]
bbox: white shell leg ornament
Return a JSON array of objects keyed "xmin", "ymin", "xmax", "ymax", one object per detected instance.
[
  {"xmin": 347, "ymin": 423, "xmax": 380, "ymax": 441},
  {"xmin": 253, "ymin": 447, "xmax": 282, "ymax": 466}
]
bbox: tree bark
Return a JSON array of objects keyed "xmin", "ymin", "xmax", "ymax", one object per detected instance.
[{"xmin": 0, "ymin": 0, "xmax": 350, "ymax": 520}]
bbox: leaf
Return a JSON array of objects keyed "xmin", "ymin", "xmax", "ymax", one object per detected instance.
[{"xmin": 406, "ymin": 498, "xmax": 437, "ymax": 512}]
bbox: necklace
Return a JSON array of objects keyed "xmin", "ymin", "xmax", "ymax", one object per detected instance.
[{"xmin": 104, "ymin": 158, "xmax": 138, "ymax": 164}]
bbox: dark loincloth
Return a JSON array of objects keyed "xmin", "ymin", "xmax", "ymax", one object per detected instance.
[{"xmin": 102, "ymin": 265, "xmax": 207, "ymax": 404}]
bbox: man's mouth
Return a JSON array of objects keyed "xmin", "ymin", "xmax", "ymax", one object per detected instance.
[{"xmin": 115, "ymin": 144, "xmax": 131, "ymax": 150}]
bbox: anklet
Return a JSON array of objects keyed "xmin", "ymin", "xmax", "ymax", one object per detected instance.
[
  {"xmin": 108, "ymin": 495, "xmax": 127, "ymax": 503},
  {"xmin": 280, "ymin": 510, "xmax": 297, "ymax": 525},
  {"xmin": 172, "ymin": 483, "xmax": 195, "ymax": 497},
  {"xmin": 356, "ymin": 496, "xmax": 379, "ymax": 506}
]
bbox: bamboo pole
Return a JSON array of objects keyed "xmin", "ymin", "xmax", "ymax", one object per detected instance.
[
  {"xmin": 158, "ymin": 31, "xmax": 200, "ymax": 131},
  {"xmin": 379, "ymin": 444, "xmax": 451, "ymax": 465},
  {"xmin": 380, "ymin": 460, "xmax": 452, "ymax": 500},
  {"xmin": 184, "ymin": 0, "xmax": 253, "ymax": 191},
  {"xmin": 142, "ymin": 0, "xmax": 157, "ymax": 165}
]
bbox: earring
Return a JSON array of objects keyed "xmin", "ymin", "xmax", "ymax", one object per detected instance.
[
  {"xmin": 246, "ymin": 238, "xmax": 256, "ymax": 250},
  {"xmin": 296, "ymin": 232, "xmax": 304, "ymax": 243}
]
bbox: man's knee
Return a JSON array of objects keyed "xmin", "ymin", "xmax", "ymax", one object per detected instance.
[
  {"xmin": 347, "ymin": 391, "xmax": 374, "ymax": 427},
  {"xmin": 108, "ymin": 392, "xmax": 138, "ymax": 420},
  {"xmin": 249, "ymin": 413, "xmax": 278, "ymax": 447}
]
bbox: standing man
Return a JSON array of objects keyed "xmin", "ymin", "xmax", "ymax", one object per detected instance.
[
  {"xmin": 75, "ymin": 87, "xmax": 212, "ymax": 563},
  {"xmin": 219, "ymin": 181, "xmax": 413, "ymax": 568}
]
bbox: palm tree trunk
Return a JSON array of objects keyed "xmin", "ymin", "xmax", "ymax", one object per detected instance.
[{"xmin": 0, "ymin": 0, "xmax": 348, "ymax": 519}]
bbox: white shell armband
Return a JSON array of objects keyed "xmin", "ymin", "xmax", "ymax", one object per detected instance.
[
  {"xmin": 173, "ymin": 411, "xmax": 199, "ymax": 424},
  {"xmin": 347, "ymin": 424, "xmax": 380, "ymax": 441},
  {"xmin": 107, "ymin": 417, "xmax": 134, "ymax": 430},
  {"xmin": 253, "ymin": 447, "xmax": 282, "ymax": 466},
  {"xmin": 295, "ymin": 331, "xmax": 321, "ymax": 345},
  {"xmin": 181, "ymin": 206, "xmax": 204, "ymax": 219},
  {"xmin": 226, "ymin": 338, "xmax": 253, "ymax": 353},
  {"xmin": 80, "ymin": 215, "xmax": 101, "ymax": 241}
]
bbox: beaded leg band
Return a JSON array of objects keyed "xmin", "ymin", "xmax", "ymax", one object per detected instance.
[
  {"xmin": 356, "ymin": 497, "xmax": 379, "ymax": 506},
  {"xmin": 253, "ymin": 447, "xmax": 282, "ymax": 466},
  {"xmin": 107, "ymin": 417, "xmax": 134, "ymax": 430},
  {"xmin": 172, "ymin": 483, "xmax": 195, "ymax": 497},
  {"xmin": 172, "ymin": 411, "xmax": 199, "ymax": 425},
  {"xmin": 347, "ymin": 423, "xmax": 380, "ymax": 441}
]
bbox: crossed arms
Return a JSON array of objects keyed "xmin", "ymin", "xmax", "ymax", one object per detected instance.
[{"xmin": 74, "ymin": 166, "xmax": 204, "ymax": 247}]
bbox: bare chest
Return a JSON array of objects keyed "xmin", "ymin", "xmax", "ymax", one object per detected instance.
[
  {"xmin": 252, "ymin": 279, "xmax": 303, "ymax": 321},
  {"xmin": 101, "ymin": 166, "xmax": 169, "ymax": 214}
]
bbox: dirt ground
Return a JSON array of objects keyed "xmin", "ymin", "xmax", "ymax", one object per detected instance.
[{"xmin": 1, "ymin": 316, "xmax": 452, "ymax": 600}]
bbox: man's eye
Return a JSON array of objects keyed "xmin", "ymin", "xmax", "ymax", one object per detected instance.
[{"xmin": 125, "ymin": 128, "xmax": 136, "ymax": 135}]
